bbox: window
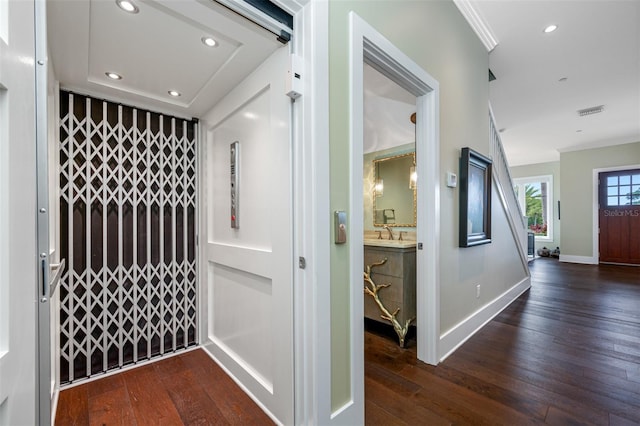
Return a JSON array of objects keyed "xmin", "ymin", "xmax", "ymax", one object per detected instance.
[
  {"xmin": 604, "ymin": 172, "xmax": 640, "ymax": 206},
  {"xmin": 514, "ymin": 175, "xmax": 553, "ymax": 241}
]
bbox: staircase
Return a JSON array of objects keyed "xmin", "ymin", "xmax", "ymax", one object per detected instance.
[{"xmin": 489, "ymin": 106, "xmax": 530, "ymax": 270}]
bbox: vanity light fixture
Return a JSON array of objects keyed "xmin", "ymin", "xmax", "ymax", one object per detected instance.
[
  {"xmin": 543, "ymin": 24, "xmax": 558, "ymax": 33},
  {"xmin": 409, "ymin": 166, "xmax": 417, "ymax": 190},
  {"xmin": 116, "ymin": 0, "xmax": 139, "ymax": 13},
  {"xmin": 375, "ymin": 179, "xmax": 384, "ymax": 197},
  {"xmin": 201, "ymin": 36, "xmax": 218, "ymax": 48},
  {"xmin": 168, "ymin": 90, "xmax": 181, "ymax": 97},
  {"xmin": 105, "ymin": 72, "xmax": 122, "ymax": 80}
]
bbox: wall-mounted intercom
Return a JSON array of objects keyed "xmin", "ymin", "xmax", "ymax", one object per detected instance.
[{"xmin": 230, "ymin": 141, "xmax": 239, "ymax": 229}]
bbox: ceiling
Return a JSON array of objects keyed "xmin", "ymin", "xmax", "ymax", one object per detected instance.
[
  {"xmin": 470, "ymin": 0, "xmax": 640, "ymax": 166},
  {"xmin": 48, "ymin": 1, "xmax": 639, "ymax": 166},
  {"xmin": 364, "ymin": 63, "xmax": 416, "ymax": 154},
  {"xmin": 47, "ymin": 0, "xmax": 283, "ymax": 119}
]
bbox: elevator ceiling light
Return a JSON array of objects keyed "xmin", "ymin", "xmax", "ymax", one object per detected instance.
[
  {"xmin": 105, "ymin": 72, "xmax": 122, "ymax": 80},
  {"xmin": 201, "ymin": 36, "xmax": 218, "ymax": 48},
  {"xmin": 543, "ymin": 24, "xmax": 558, "ymax": 33},
  {"xmin": 116, "ymin": 0, "xmax": 139, "ymax": 13},
  {"xmin": 168, "ymin": 90, "xmax": 181, "ymax": 97}
]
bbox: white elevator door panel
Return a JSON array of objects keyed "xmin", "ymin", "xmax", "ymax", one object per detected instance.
[{"xmin": 203, "ymin": 46, "xmax": 293, "ymax": 424}]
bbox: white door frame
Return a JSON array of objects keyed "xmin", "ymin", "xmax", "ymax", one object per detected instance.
[
  {"xmin": 290, "ymin": 1, "xmax": 332, "ymax": 425},
  {"xmin": 348, "ymin": 11, "xmax": 441, "ymax": 422},
  {"xmin": 35, "ymin": 0, "xmax": 52, "ymax": 424}
]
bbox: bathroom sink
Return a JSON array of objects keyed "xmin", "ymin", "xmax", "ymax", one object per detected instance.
[{"xmin": 363, "ymin": 239, "xmax": 416, "ymax": 248}]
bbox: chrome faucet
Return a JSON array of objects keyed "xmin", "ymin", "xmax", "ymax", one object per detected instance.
[{"xmin": 383, "ymin": 225, "xmax": 394, "ymax": 240}]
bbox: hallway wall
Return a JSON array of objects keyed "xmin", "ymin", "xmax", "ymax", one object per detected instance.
[
  {"xmin": 560, "ymin": 141, "xmax": 640, "ymax": 262},
  {"xmin": 511, "ymin": 142, "xmax": 640, "ymax": 263},
  {"xmin": 328, "ymin": 0, "xmax": 529, "ymax": 411}
]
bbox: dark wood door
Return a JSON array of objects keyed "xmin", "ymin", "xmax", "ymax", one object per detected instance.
[{"xmin": 599, "ymin": 169, "xmax": 640, "ymax": 264}]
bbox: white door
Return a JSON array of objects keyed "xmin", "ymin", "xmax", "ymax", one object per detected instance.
[
  {"xmin": 201, "ymin": 46, "xmax": 293, "ymax": 424},
  {"xmin": 0, "ymin": 0, "xmax": 47, "ymax": 425}
]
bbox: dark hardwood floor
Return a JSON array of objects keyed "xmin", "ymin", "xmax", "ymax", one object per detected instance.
[
  {"xmin": 365, "ymin": 258, "xmax": 640, "ymax": 425},
  {"xmin": 56, "ymin": 259, "xmax": 639, "ymax": 425},
  {"xmin": 55, "ymin": 348, "xmax": 273, "ymax": 425}
]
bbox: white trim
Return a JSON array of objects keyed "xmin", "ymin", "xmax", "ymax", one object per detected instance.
[
  {"xmin": 559, "ymin": 254, "xmax": 597, "ymax": 265},
  {"xmin": 50, "ymin": 387, "xmax": 59, "ymax": 426},
  {"xmin": 348, "ymin": 11, "xmax": 441, "ymax": 425},
  {"xmin": 591, "ymin": 164, "xmax": 640, "ymax": 265},
  {"xmin": 452, "ymin": 0, "xmax": 498, "ymax": 52},
  {"xmin": 291, "ymin": 1, "xmax": 331, "ymax": 425},
  {"xmin": 439, "ymin": 277, "xmax": 530, "ymax": 361}
]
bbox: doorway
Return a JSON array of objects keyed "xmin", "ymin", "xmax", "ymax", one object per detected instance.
[
  {"xmin": 598, "ymin": 169, "xmax": 640, "ymax": 265},
  {"xmin": 362, "ymin": 62, "xmax": 418, "ymax": 347},
  {"xmin": 46, "ymin": 1, "xmax": 300, "ymax": 424},
  {"xmin": 348, "ymin": 12, "xmax": 441, "ymax": 422}
]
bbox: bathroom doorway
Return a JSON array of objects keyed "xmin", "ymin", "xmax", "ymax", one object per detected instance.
[
  {"xmin": 362, "ymin": 63, "xmax": 418, "ymax": 349},
  {"xmin": 348, "ymin": 12, "xmax": 441, "ymax": 421}
]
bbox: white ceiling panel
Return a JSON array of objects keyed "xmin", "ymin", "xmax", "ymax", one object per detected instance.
[{"xmin": 48, "ymin": 0, "xmax": 283, "ymax": 118}]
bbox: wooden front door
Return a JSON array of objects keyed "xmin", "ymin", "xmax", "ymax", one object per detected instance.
[{"xmin": 599, "ymin": 169, "xmax": 640, "ymax": 264}]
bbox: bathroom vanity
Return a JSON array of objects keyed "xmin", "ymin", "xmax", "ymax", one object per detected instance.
[{"xmin": 363, "ymin": 240, "xmax": 416, "ymax": 331}]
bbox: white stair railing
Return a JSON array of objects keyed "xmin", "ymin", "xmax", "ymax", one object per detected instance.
[{"xmin": 489, "ymin": 106, "xmax": 529, "ymax": 268}]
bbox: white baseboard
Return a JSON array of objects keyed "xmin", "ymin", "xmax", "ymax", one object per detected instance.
[
  {"xmin": 559, "ymin": 254, "xmax": 597, "ymax": 265},
  {"xmin": 438, "ymin": 277, "xmax": 531, "ymax": 362},
  {"xmin": 50, "ymin": 387, "xmax": 59, "ymax": 426},
  {"xmin": 330, "ymin": 400, "xmax": 356, "ymax": 423}
]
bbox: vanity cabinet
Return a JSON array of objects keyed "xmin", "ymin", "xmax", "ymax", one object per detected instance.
[{"xmin": 364, "ymin": 244, "xmax": 416, "ymax": 327}]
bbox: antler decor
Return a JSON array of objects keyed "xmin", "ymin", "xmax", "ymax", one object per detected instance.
[{"xmin": 364, "ymin": 258, "xmax": 415, "ymax": 347}]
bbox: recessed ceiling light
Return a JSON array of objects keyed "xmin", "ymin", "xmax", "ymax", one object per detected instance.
[
  {"xmin": 543, "ymin": 24, "xmax": 558, "ymax": 33},
  {"xmin": 576, "ymin": 130, "xmax": 583, "ymax": 133},
  {"xmin": 105, "ymin": 72, "xmax": 122, "ymax": 80},
  {"xmin": 558, "ymin": 77, "xmax": 568, "ymax": 82},
  {"xmin": 498, "ymin": 128, "xmax": 506, "ymax": 133},
  {"xmin": 201, "ymin": 36, "xmax": 218, "ymax": 48},
  {"xmin": 116, "ymin": 0, "xmax": 139, "ymax": 13},
  {"xmin": 168, "ymin": 90, "xmax": 181, "ymax": 97}
]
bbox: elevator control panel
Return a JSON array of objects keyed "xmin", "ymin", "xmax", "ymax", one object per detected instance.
[{"xmin": 230, "ymin": 141, "xmax": 239, "ymax": 229}]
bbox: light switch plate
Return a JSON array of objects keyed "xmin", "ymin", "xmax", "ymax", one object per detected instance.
[{"xmin": 446, "ymin": 172, "xmax": 457, "ymax": 188}]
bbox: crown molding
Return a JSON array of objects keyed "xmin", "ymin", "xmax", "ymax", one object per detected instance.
[{"xmin": 453, "ymin": 0, "xmax": 499, "ymax": 52}]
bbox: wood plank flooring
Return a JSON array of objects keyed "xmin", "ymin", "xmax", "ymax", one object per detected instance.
[
  {"xmin": 365, "ymin": 258, "xmax": 640, "ymax": 425},
  {"xmin": 55, "ymin": 349, "xmax": 273, "ymax": 425},
  {"xmin": 56, "ymin": 259, "xmax": 639, "ymax": 425}
]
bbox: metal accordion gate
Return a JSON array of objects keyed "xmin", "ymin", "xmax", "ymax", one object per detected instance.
[{"xmin": 59, "ymin": 91, "xmax": 197, "ymax": 383}]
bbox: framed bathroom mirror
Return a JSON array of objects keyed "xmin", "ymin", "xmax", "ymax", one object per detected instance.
[{"xmin": 373, "ymin": 152, "xmax": 417, "ymax": 227}]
